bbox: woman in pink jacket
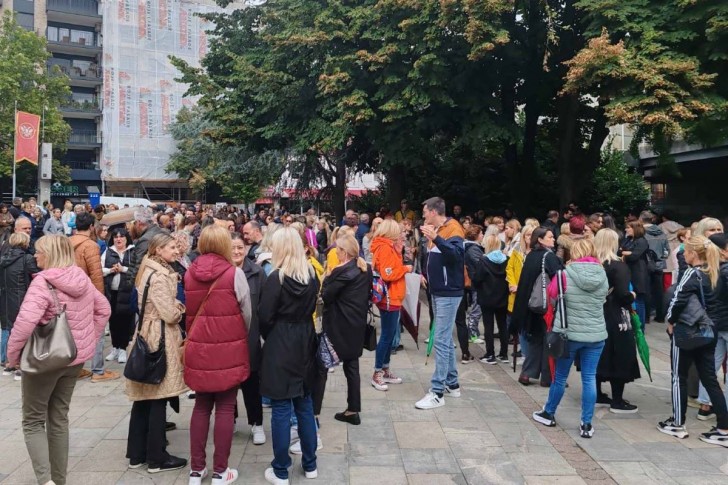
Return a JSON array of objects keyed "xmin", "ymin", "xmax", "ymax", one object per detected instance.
[{"xmin": 7, "ymin": 234, "xmax": 110, "ymax": 485}]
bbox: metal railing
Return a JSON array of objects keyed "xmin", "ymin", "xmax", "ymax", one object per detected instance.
[
  {"xmin": 47, "ymin": 34, "xmax": 101, "ymax": 48},
  {"xmin": 47, "ymin": 0, "xmax": 99, "ymax": 16},
  {"xmin": 48, "ymin": 64, "xmax": 102, "ymax": 81},
  {"xmin": 68, "ymin": 130, "xmax": 101, "ymax": 145},
  {"xmin": 64, "ymin": 160, "xmax": 98, "ymax": 170},
  {"xmin": 61, "ymin": 98, "xmax": 101, "ymax": 112}
]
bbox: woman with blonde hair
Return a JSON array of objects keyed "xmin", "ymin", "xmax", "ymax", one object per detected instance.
[
  {"xmin": 594, "ymin": 229, "xmax": 641, "ymax": 413},
  {"xmin": 524, "ymin": 218, "xmax": 540, "ymax": 229},
  {"xmin": 7, "ymin": 235, "xmax": 110, "ymax": 485},
  {"xmin": 533, "ymin": 239, "xmax": 608, "ymax": 438},
  {"xmin": 184, "ymin": 225, "xmax": 251, "ymax": 484},
  {"xmin": 61, "ymin": 200, "xmax": 75, "ymax": 236},
  {"xmin": 325, "ymin": 225, "xmax": 355, "ymax": 271},
  {"xmin": 506, "ymin": 225, "xmax": 534, "ymax": 358},
  {"xmin": 473, "ymin": 235, "xmax": 509, "ymax": 364},
  {"xmin": 658, "ymin": 235, "xmax": 728, "ymax": 447},
  {"xmin": 362, "ymin": 217, "xmax": 383, "ymax": 263},
  {"xmin": 259, "ymin": 227, "xmax": 319, "ymax": 483},
  {"xmin": 126, "ymin": 233, "xmax": 188, "ymax": 473},
  {"xmin": 321, "ymin": 234, "xmax": 371, "ymax": 425},
  {"xmin": 370, "ymin": 219, "xmax": 411, "ymax": 391},
  {"xmin": 503, "ymin": 219, "xmax": 522, "ymax": 256}
]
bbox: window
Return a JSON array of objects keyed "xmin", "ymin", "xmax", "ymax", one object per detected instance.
[
  {"xmin": 59, "ymin": 28, "xmax": 70, "ymax": 42},
  {"xmin": 16, "ymin": 13, "xmax": 34, "ymax": 30},
  {"xmin": 651, "ymin": 183, "xmax": 667, "ymax": 204},
  {"xmin": 47, "ymin": 26, "xmax": 59, "ymax": 42}
]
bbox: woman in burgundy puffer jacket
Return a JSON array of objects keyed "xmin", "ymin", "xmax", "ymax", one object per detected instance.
[{"xmin": 184, "ymin": 225, "xmax": 252, "ymax": 485}]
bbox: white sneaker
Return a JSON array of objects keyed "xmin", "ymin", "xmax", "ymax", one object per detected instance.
[
  {"xmin": 252, "ymin": 424, "xmax": 266, "ymax": 445},
  {"xmin": 289, "ymin": 434, "xmax": 322, "ymax": 454},
  {"xmin": 444, "ymin": 385, "xmax": 461, "ymax": 398},
  {"xmin": 265, "ymin": 467, "xmax": 290, "ymax": 485},
  {"xmin": 188, "ymin": 468, "xmax": 208, "ymax": 485},
  {"xmin": 105, "ymin": 349, "xmax": 120, "ymax": 361},
  {"xmin": 302, "ymin": 465, "xmax": 318, "ymax": 479},
  {"xmin": 117, "ymin": 349, "xmax": 127, "ymax": 364},
  {"xmin": 14, "ymin": 370, "xmax": 21, "ymax": 381},
  {"xmin": 211, "ymin": 468, "xmax": 238, "ymax": 485},
  {"xmin": 415, "ymin": 391, "xmax": 444, "ymax": 410}
]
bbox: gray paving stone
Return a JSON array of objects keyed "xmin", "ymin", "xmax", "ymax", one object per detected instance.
[
  {"xmin": 350, "ymin": 465, "xmax": 407, "ymax": 485},
  {"xmin": 348, "ymin": 441, "xmax": 402, "ymax": 468},
  {"xmin": 400, "ymin": 448, "xmax": 459, "ymax": 474}
]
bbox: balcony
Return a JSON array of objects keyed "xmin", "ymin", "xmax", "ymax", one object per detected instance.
[
  {"xmin": 48, "ymin": 62, "xmax": 102, "ymax": 87},
  {"xmin": 47, "ymin": 0, "xmax": 101, "ymax": 27},
  {"xmin": 46, "ymin": 29, "xmax": 101, "ymax": 56},
  {"xmin": 64, "ymin": 160, "xmax": 98, "ymax": 170},
  {"xmin": 61, "ymin": 95, "xmax": 102, "ymax": 119},
  {"xmin": 68, "ymin": 130, "xmax": 102, "ymax": 148}
]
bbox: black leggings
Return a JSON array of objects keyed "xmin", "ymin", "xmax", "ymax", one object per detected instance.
[
  {"xmin": 240, "ymin": 371, "xmax": 263, "ymax": 426},
  {"xmin": 483, "ymin": 307, "xmax": 508, "ymax": 357},
  {"xmin": 455, "ymin": 296, "xmax": 471, "ymax": 356},
  {"xmin": 108, "ymin": 291, "xmax": 134, "ymax": 349}
]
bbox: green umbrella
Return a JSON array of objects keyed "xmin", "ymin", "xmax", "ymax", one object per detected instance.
[
  {"xmin": 630, "ymin": 311, "xmax": 653, "ymax": 382},
  {"xmin": 425, "ymin": 321, "xmax": 436, "ymax": 365}
]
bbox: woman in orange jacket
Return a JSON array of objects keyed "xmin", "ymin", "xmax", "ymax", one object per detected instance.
[{"xmin": 370, "ymin": 219, "xmax": 411, "ymax": 391}]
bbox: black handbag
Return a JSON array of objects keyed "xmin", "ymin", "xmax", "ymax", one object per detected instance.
[
  {"xmin": 673, "ymin": 273, "xmax": 715, "ymax": 350},
  {"xmin": 545, "ymin": 270, "xmax": 569, "ymax": 359},
  {"xmin": 364, "ymin": 310, "xmax": 377, "ymax": 352},
  {"xmin": 528, "ymin": 253, "xmax": 548, "ymax": 314},
  {"xmin": 124, "ymin": 270, "xmax": 168, "ymax": 384}
]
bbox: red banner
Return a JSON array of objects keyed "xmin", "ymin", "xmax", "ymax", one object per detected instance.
[{"xmin": 14, "ymin": 111, "xmax": 40, "ymax": 165}]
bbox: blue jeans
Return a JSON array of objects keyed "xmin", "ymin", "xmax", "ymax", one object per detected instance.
[
  {"xmin": 544, "ymin": 340, "xmax": 605, "ymax": 425},
  {"xmin": 390, "ymin": 319, "xmax": 401, "ymax": 351},
  {"xmin": 262, "ymin": 396, "xmax": 298, "ymax": 427},
  {"xmin": 698, "ymin": 331, "xmax": 728, "ymax": 406},
  {"xmin": 91, "ymin": 332, "xmax": 105, "ymax": 375},
  {"xmin": 375, "ymin": 309, "xmax": 400, "ymax": 370},
  {"xmin": 430, "ymin": 296, "xmax": 461, "ymax": 394},
  {"xmin": 0, "ymin": 328, "xmax": 8, "ymax": 364},
  {"xmin": 270, "ymin": 395, "xmax": 317, "ymax": 479}
]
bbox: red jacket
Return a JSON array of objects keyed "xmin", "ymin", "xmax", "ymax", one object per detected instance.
[{"xmin": 184, "ymin": 254, "xmax": 250, "ymax": 392}]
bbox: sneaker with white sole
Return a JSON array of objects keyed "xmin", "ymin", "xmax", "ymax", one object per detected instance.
[
  {"xmin": 117, "ymin": 349, "xmax": 127, "ymax": 364},
  {"xmin": 188, "ymin": 468, "xmax": 208, "ymax": 485},
  {"xmin": 14, "ymin": 370, "xmax": 21, "ymax": 381},
  {"xmin": 264, "ymin": 467, "xmax": 289, "ymax": 485},
  {"xmin": 105, "ymin": 348, "xmax": 120, "ymax": 361},
  {"xmin": 211, "ymin": 468, "xmax": 238, "ymax": 485},
  {"xmin": 657, "ymin": 417, "xmax": 689, "ymax": 439},
  {"xmin": 698, "ymin": 407, "xmax": 716, "ymax": 421},
  {"xmin": 301, "ymin": 465, "xmax": 318, "ymax": 479},
  {"xmin": 371, "ymin": 371, "xmax": 388, "ymax": 391},
  {"xmin": 252, "ymin": 425, "xmax": 266, "ymax": 445},
  {"xmin": 579, "ymin": 422, "xmax": 594, "ymax": 438},
  {"xmin": 699, "ymin": 427, "xmax": 728, "ymax": 447},
  {"xmin": 479, "ymin": 355, "xmax": 497, "ymax": 365},
  {"xmin": 415, "ymin": 391, "xmax": 444, "ymax": 410},
  {"xmin": 289, "ymin": 434, "xmax": 322, "ymax": 454},
  {"xmin": 2, "ymin": 367, "xmax": 12, "ymax": 376},
  {"xmin": 532, "ymin": 409, "xmax": 556, "ymax": 427},
  {"xmin": 382, "ymin": 369, "xmax": 402, "ymax": 384},
  {"xmin": 444, "ymin": 385, "xmax": 461, "ymax": 398}
]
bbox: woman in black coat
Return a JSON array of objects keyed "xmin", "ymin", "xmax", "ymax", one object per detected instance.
[
  {"xmin": 321, "ymin": 234, "xmax": 371, "ymax": 425},
  {"xmin": 511, "ymin": 227, "xmax": 563, "ymax": 386},
  {"xmin": 0, "ymin": 233, "xmax": 39, "ymax": 369},
  {"xmin": 620, "ymin": 221, "xmax": 649, "ymax": 328},
  {"xmin": 259, "ymin": 227, "xmax": 320, "ymax": 483},
  {"xmin": 595, "ymin": 229, "xmax": 641, "ymax": 413}
]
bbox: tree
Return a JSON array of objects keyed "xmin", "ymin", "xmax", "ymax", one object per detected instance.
[
  {"xmin": 0, "ymin": 12, "xmax": 71, "ymax": 194},
  {"xmin": 167, "ymin": 106, "xmax": 283, "ymax": 203}
]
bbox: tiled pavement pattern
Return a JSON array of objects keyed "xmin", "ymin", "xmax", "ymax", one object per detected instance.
[{"xmin": 0, "ymin": 316, "xmax": 727, "ymax": 484}]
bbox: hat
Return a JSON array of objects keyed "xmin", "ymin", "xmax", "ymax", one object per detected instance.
[{"xmin": 569, "ymin": 216, "xmax": 585, "ymax": 235}]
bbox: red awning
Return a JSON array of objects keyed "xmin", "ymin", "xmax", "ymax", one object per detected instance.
[{"xmin": 255, "ymin": 198, "xmax": 273, "ymax": 204}]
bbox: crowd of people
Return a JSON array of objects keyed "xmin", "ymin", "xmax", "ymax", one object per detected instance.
[{"xmin": 0, "ymin": 195, "xmax": 727, "ymax": 485}]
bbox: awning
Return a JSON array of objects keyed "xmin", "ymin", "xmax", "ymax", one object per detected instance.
[{"xmin": 255, "ymin": 198, "xmax": 273, "ymax": 204}]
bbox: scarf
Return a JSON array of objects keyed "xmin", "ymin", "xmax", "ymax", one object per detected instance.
[{"xmin": 149, "ymin": 255, "xmax": 174, "ymax": 273}]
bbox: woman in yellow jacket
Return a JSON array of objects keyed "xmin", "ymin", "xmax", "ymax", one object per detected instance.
[
  {"xmin": 506, "ymin": 225, "xmax": 535, "ymax": 358},
  {"xmin": 325, "ymin": 226, "xmax": 355, "ymax": 272}
]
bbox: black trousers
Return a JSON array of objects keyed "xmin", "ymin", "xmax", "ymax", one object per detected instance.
[
  {"xmin": 312, "ymin": 363, "xmax": 328, "ymax": 416},
  {"xmin": 455, "ymin": 296, "xmax": 471, "ymax": 356},
  {"xmin": 108, "ymin": 291, "xmax": 134, "ymax": 349},
  {"xmin": 483, "ymin": 307, "xmax": 508, "ymax": 358},
  {"xmin": 127, "ymin": 399, "xmax": 168, "ymax": 465},
  {"xmin": 240, "ymin": 371, "xmax": 263, "ymax": 426},
  {"xmin": 312, "ymin": 359, "xmax": 361, "ymax": 414},
  {"xmin": 647, "ymin": 272, "xmax": 666, "ymax": 322},
  {"xmin": 671, "ymin": 338, "xmax": 728, "ymax": 429}
]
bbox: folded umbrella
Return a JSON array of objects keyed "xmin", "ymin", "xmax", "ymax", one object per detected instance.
[
  {"xmin": 401, "ymin": 273, "xmax": 422, "ymax": 350},
  {"xmin": 630, "ymin": 310, "xmax": 653, "ymax": 382}
]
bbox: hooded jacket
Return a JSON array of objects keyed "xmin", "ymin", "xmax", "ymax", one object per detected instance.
[
  {"xmin": 371, "ymin": 236, "xmax": 408, "ymax": 308},
  {"xmin": 548, "ymin": 257, "xmax": 608, "ymax": 343},
  {"xmin": 463, "ymin": 240, "xmax": 484, "ymax": 289},
  {"xmin": 0, "ymin": 248, "xmax": 39, "ymax": 329},
  {"xmin": 505, "ymin": 250, "xmax": 525, "ymax": 313},
  {"xmin": 259, "ymin": 270, "xmax": 319, "ymax": 400},
  {"xmin": 7, "ymin": 266, "xmax": 110, "ymax": 366},
  {"xmin": 69, "ymin": 234, "xmax": 104, "ymax": 293},
  {"xmin": 322, "ymin": 259, "xmax": 372, "ymax": 360},
  {"xmin": 184, "ymin": 253, "xmax": 251, "ymax": 392},
  {"xmin": 667, "ymin": 266, "xmax": 720, "ymax": 328},
  {"xmin": 660, "ymin": 220, "xmax": 684, "ymax": 273},
  {"xmin": 621, "ymin": 236, "xmax": 649, "ymax": 294},
  {"xmin": 472, "ymin": 250, "xmax": 509, "ymax": 310},
  {"xmin": 425, "ymin": 217, "xmax": 465, "ymax": 297},
  {"xmin": 643, "ymin": 224, "xmax": 670, "ymax": 272},
  {"xmin": 242, "ymin": 257, "xmax": 265, "ymax": 372}
]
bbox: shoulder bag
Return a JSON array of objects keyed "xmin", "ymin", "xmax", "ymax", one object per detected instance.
[
  {"xmin": 545, "ymin": 270, "xmax": 569, "ymax": 359},
  {"xmin": 180, "ymin": 274, "xmax": 223, "ymax": 366},
  {"xmin": 317, "ymin": 332, "xmax": 341, "ymax": 369},
  {"xmin": 21, "ymin": 283, "xmax": 78, "ymax": 374},
  {"xmin": 364, "ymin": 309, "xmax": 377, "ymax": 352},
  {"xmin": 673, "ymin": 272, "xmax": 715, "ymax": 350},
  {"xmin": 124, "ymin": 270, "xmax": 168, "ymax": 384},
  {"xmin": 528, "ymin": 253, "xmax": 549, "ymax": 314}
]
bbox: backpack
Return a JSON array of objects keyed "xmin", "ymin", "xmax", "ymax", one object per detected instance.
[{"xmin": 371, "ymin": 270, "xmax": 390, "ymax": 309}]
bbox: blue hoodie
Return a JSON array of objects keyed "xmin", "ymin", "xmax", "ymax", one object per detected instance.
[{"xmin": 426, "ymin": 218, "xmax": 465, "ymax": 297}]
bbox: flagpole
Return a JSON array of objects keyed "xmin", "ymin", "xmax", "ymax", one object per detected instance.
[{"xmin": 12, "ymin": 101, "xmax": 17, "ymax": 201}]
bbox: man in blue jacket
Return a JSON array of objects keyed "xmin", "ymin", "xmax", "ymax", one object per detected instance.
[{"xmin": 416, "ymin": 197, "xmax": 465, "ymax": 410}]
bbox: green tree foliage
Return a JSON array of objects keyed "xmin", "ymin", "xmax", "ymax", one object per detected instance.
[
  {"xmin": 583, "ymin": 147, "xmax": 650, "ymax": 218},
  {"xmin": 0, "ymin": 12, "xmax": 71, "ymax": 191},
  {"xmin": 166, "ymin": 106, "xmax": 283, "ymax": 203}
]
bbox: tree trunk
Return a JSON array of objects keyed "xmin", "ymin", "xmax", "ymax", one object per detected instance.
[
  {"xmin": 332, "ymin": 157, "xmax": 347, "ymax": 224},
  {"xmin": 387, "ymin": 164, "xmax": 406, "ymax": 211},
  {"xmin": 556, "ymin": 93, "xmax": 581, "ymax": 208}
]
